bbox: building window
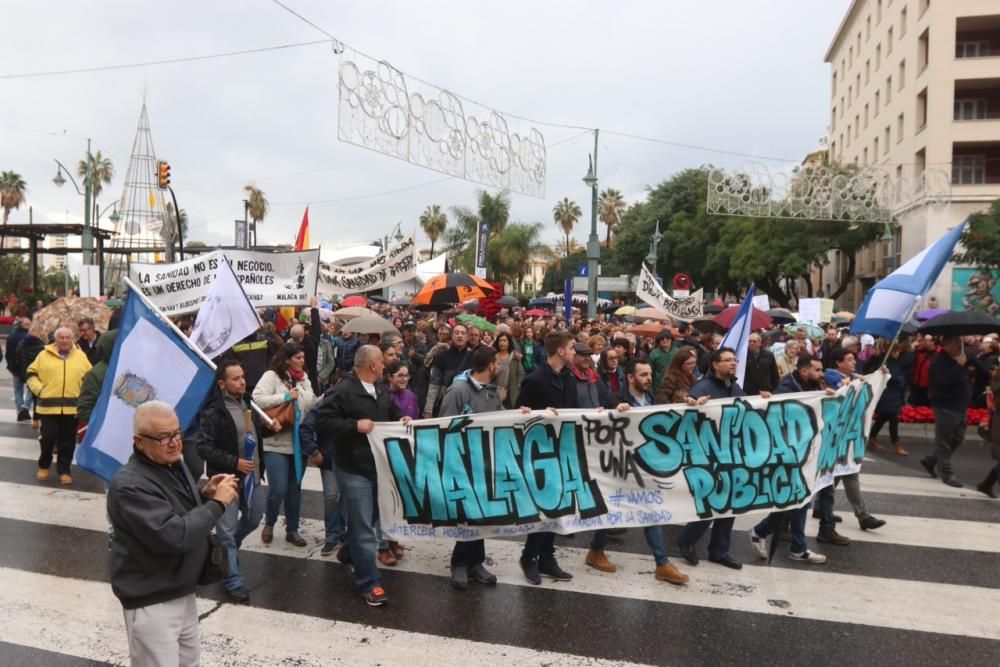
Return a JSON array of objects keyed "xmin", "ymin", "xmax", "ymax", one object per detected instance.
[
  {"xmin": 953, "ymin": 155, "xmax": 986, "ymax": 184},
  {"xmin": 875, "ymin": 90, "xmax": 881, "ymax": 116},
  {"xmin": 832, "ymin": 72, "xmax": 837, "ymax": 95},
  {"xmin": 847, "ymin": 125, "xmax": 852, "ymax": 146},
  {"xmin": 856, "ymin": 73, "xmax": 861, "ymax": 94},
  {"xmin": 916, "ymin": 88, "xmax": 928, "ymax": 130},
  {"xmin": 874, "ymin": 136, "xmax": 879, "ymax": 158},
  {"xmin": 877, "ymin": 0, "xmax": 883, "ymax": 23},
  {"xmin": 849, "ymin": 85, "xmax": 853, "ymax": 106},
  {"xmin": 954, "ymin": 99, "xmax": 988, "ymax": 120},
  {"xmin": 888, "ymin": 26, "xmax": 894, "ymax": 54},
  {"xmin": 840, "ymin": 97, "xmax": 845, "ymax": 116},
  {"xmin": 855, "ymin": 115, "xmax": 860, "ymax": 138},
  {"xmin": 919, "ymin": 0, "xmax": 929, "ymax": 17},
  {"xmin": 886, "ymin": 76, "xmax": 893, "ymax": 103},
  {"xmin": 896, "ymin": 112, "xmax": 904, "ymax": 142},
  {"xmin": 864, "ymin": 103, "xmax": 869, "ymax": 128},
  {"xmin": 849, "ymin": 46, "xmax": 854, "ymax": 67},
  {"xmin": 857, "ymin": 32, "xmax": 862, "ymax": 54},
  {"xmin": 918, "ymin": 29, "xmax": 930, "ymax": 72},
  {"xmin": 863, "ymin": 147, "xmax": 869, "ymax": 165},
  {"xmin": 956, "ymin": 41, "xmax": 990, "ymax": 58},
  {"xmin": 876, "ymin": 44, "xmax": 882, "ymax": 69},
  {"xmin": 884, "ymin": 126, "xmax": 890, "ymax": 152},
  {"xmin": 865, "ymin": 59, "xmax": 871, "ymax": 84},
  {"xmin": 866, "ymin": 15, "xmax": 872, "ymax": 40},
  {"xmin": 898, "ymin": 60, "xmax": 906, "ymax": 89},
  {"xmin": 900, "ymin": 6, "xmax": 907, "ymax": 37},
  {"xmin": 832, "ymin": 107, "xmax": 837, "ymax": 130}
]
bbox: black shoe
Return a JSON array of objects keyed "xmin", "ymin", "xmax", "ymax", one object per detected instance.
[
  {"xmin": 520, "ymin": 556, "xmax": 541, "ymax": 585},
  {"xmin": 679, "ymin": 542, "xmax": 699, "ymax": 566},
  {"xmin": 468, "ymin": 564, "xmax": 498, "ymax": 585},
  {"xmin": 321, "ymin": 542, "xmax": 338, "ymax": 557},
  {"xmin": 942, "ymin": 476, "xmax": 963, "ymax": 488},
  {"xmin": 227, "ymin": 586, "xmax": 250, "ymax": 603},
  {"xmin": 811, "ymin": 511, "xmax": 842, "ymax": 522},
  {"xmin": 451, "ymin": 566, "xmax": 469, "ymax": 590},
  {"xmin": 363, "ymin": 586, "xmax": 389, "ymax": 607},
  {"xmin": 16, "ymin": 409, "xmax": 30, "ymax": 422},
  {"xmin": 859, "ymin": 515, "xmax": 886, "ymax": 531},
  {"xmin": 708, "ymin": 554, "xmax": 743, "ymax": 570},
  {"xmin": 920, "ymin": 457, "xmax": 938, "ymax": 479},
  {"xmin": 538, "ymin": 560, "xmax": 573, "ymax": 581}
]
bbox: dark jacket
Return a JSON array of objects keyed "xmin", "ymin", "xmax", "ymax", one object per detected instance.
[
  {"xmin": 314, "ymin": 374, "xmax": 401, "ymax": 479},
  {"xmin": 300, "ymin": 388, "xmax": 336, "ymax": 471},
  {"xmin": 599, "ymin": 366, "xmax": 627, "ymax": 398},
  {"xmin": 78, "ymin": 333, "xmax": 101, "ymax": 365},
  {"xmin": 929, "ymin": 351, "xmax": 972, "ymax": 413},
  {"xmin": 229, "ymin": 332, "xmax": 277, "ymax": 392},
  {"xmin": 516, "ymin": 362, "xmax": 578, "ymax": 410},
  {"xmin": 5, "ymin": 325, "xmax": 27, "ymax": 374},
  {"xmin": 77, "ymin": 330, "xmax": 118, "ymax": 424},
  {"xmin": 107, "ymin": 451, "xmax": 225, "ymax": 610},
  {"xmin": 689, "ymin": 372, "xmax": 746, "ymax": 400},
  {"xmin": 864, "ymin": 354, "xmax": 904, "ymax": 415},
  {"xmin": 334, "ymin": 335, "xmax": 361, "ymax": 372},
  {"xmin": 192, "ymin": 392, "xmax": 267, "ymax": 479},
  {"xmin": 13, "ymin": 333, "xmax": 45, "ymax": 382},
  {"xmin": 774, "ymin": 371, "xmax": 820, "ymax": 395},
  {"xmin": 743, "ymin": 349, "xmax": 780, "ymax": 396}
]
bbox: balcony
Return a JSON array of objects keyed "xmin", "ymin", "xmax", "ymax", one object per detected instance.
[
  {"xmin": 951, "ymin": 141, "xmax": 1000, "ymax": 188},
  {"xmin": 954, "ymin": 16, "xmax": 1000, "ymax": 77}
]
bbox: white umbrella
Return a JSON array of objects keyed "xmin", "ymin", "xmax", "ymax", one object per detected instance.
[
  {"xmin": 342, "ymin": 315, "xmax": 400, "ymax": 337},
  {"xmin": 335, "ymin": 306, "xmax": 376, "ymax": 320}
]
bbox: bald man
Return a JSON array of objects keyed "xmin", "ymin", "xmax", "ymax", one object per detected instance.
[{"xmin": 26, "ymin": 326, "xmax": 91, "ymax": 484}]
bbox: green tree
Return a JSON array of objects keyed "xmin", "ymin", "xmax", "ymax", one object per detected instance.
[
  {"xmin": 955, "ymin": 198, "xmax": 1000, "ymax": 269},
  {"xmin": 552, "ymin": 197, "xmax": 582, "ymax": 260},
  {"xmin": 0, "ymin": 255, "xmax": 30, "ymax": 295},
  {"xmin": 419, "ymin": 204, "xmax": 448, "ymax": 256},
  {"xmin": 77, "ymin": 151, "xmax": 114, "ymax": 221},
  {"xmin": 1, "ymin": 170, "xmax": 27, "ymax": 225},
  {"xmin": 443, "ymin": 205, "xmax": 478, "ymax": 272},
  {"xmin": 541, "ymin": 247, "xmax": 587, "ymax": 295},
  {"xmin": 161, "ymin": 202, "xmax": 189, "ymax": 244},
  {"xmin": 598, "ymin": 188, "xmax": 626, "ymax": 245},
  {"xmin": 477, "ymin": 190, "xmax": 510, "ymax": 237},
  {"xmin": 243, "ymin": 183, "xmax": 269, "ymax": 226},
  {"xmin": 487, "ymin": 222, "xmax": 542, "ymax": 294},
  {"xmin": 40, "ymin": 266, "xmax": 78, "ymax": 296}
]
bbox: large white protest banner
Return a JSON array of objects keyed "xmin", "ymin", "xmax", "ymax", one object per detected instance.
[
  {"xmin": 318, "ymin": 235, "xmax": 418, "ymax": 294},
  {"xmin": 368, "ymin": 372, "xmax": 887, "ymax": 541},
  {"xmin": 130, "ymin": 249, "xmax": 320, "ymax": 316},
  {"xmin": 635, "ymin": 263, "xmax": 703, "ymax": 320}
]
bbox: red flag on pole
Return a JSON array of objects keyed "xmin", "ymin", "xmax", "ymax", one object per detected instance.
[{"xmin": 294, "ymin": 207, "xmax": 310, "ymax": 251}]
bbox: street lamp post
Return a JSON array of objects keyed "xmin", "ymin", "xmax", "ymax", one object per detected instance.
[
  {"xmin": 381, "ymin": 221, "xmax": 405, "ymax": 299},
  {"xmin": 644, "ymin": 220, "xmax": 663, "ymax": 270},
  {"xmin": 52, "ymin": 138, "xmax": 94, "ymax": 265},
  {"xmin": 583, "ymin": 129, "xmax": 600, "ymax": 321}
]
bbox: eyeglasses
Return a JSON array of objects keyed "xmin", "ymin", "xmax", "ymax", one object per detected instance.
[
  {"xmin": 138, "ymin": 430, "xmax": 183, "ymax": 446},
  {"xmin": 606, "ymin": 356, "xmax": 619, "ymax": 362},
  {"xmin": 393, "ymin": 373, "xmax": 410, "ymax": 379}
]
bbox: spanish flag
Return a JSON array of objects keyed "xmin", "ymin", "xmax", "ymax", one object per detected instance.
[{"xmin": 294, "ymin": 206, "xmax": 310, "ymax": 251}]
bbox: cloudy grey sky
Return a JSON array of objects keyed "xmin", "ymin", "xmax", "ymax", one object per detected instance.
[{"xmin": 1, "ymin": 0, "xmax": 851, "ymax": 258}]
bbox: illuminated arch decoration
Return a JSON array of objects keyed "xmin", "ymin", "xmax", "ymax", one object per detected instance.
[
  {"xmin": 707, "ymin": 163, "xmax": 951, "ymax": 223},
  {"xmin": 338, "ymin": 53, "xmax": 546, "ymax": 197}
]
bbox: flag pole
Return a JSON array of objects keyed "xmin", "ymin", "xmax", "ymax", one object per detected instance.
[
  {"xmin": 123, "ymin": 277, "xmax": 276, "ymax": 426},
  {"xmin": 878, "ymin": 295, "xmax": 921, "ymax": 371}
]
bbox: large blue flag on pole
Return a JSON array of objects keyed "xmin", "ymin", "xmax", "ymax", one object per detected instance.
[
  {"xmin": 721, "ymin": 283, "xmax": 756, "ymax": 388},
  {"xmin": 851, "ymin": 220, "xmax": 967, "ymax": 340},
  {"xmin": 77, "ymin": 285, "xmax": 216, "ymax": 482}
]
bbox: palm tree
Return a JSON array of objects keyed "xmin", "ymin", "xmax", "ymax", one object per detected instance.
[
  {"xmin": 552, "ymin": 197, "xmax": 582, "ymax": 260},
  {"xmin": 554, "ymin": 236, "xmax": 582, "ymax": 259},
  {"xmin": 488, "ymin": 222, "xmax": 542, "ymax": 293},
  {"xmin": 161, "ymin": 202, "xmax": 189, "ymax": 243},
  {"xmin": 244, "ymin": 183, "xmax": 268, "ymax": 245},
  {"xmin": 598, "ymin": 188, "xmax": 626, "ymax": 245},
  {"xmin": 419, "ymin": 204, "xmax": 448, "ymax": 256},
  {"xmin": 77, "ymin": 151, "xmax": 114, "ymax": 222},
  {"xmin": 478, "ymin": 190, "xmax": 510, "ymax": 237},
  {"xmin": 1, "ymin": 171, "xmax": 27, "ymax": 226}
]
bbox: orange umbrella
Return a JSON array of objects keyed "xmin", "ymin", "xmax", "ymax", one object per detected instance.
[
  {"xmin": 629, "ymin": 323, "xmax": 667, "ymax": 338},
  {"xmin": 634, "ymin": 307, "xmax": 673, "ymax": 322},
  {"xmin": 412, "ymin": 273, "xmax": 496, "ymax": 306}
]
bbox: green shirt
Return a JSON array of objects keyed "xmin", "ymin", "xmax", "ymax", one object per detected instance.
[{"xmin": 648, "ymin": 347, "xmax": 676, "ymax": 395}]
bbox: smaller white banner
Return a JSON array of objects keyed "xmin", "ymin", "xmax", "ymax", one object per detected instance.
[
  {"xmin": 635, "ymin": 264, "xmax": 703, "ymax": 320},
  {"xmin": 318, "ymin": 235, "xmax": 418, "ymax": 294}
]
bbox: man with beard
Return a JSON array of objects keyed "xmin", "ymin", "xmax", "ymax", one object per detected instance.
[{"xmin": 423, "ymin": 324, "xmax": 473, "ymax": 418}]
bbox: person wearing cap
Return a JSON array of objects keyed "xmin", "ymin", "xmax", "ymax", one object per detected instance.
[
  {"xmin": 570, "ymin": 342, "xmax": 624, "ymax": 411},
  {"xmin": 647, "ymin": 332, "xmax": 675, "ymax": 396}
]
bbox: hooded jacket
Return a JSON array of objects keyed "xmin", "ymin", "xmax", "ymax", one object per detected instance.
[
  {"xmin": 25, "ymin": 343, "xmax": 92, "ymax": 416},
  {"xmin": 439, "ymin": 370, "xmax": 504, "ymax": 416}
]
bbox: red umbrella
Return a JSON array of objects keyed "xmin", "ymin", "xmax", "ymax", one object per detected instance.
[
  {"xmin": 713, "ymin": 305, "xmax": 773, "ymax": 331},
  {"xmin": 341, "ymin": 295, "xmax": 368, "ymax": 307},
  {"xmin": 524, "ymin": 308, "xmax": 550, "ymax": 317}
]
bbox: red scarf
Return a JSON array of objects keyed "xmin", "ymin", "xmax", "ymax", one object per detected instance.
[
  {"xmin": 570, "ymin": 365, "xmax": 599, "ymax": 385},
  {"xmin": 287, "ymin": 368, "xmax": 306, "ymax": 384}
]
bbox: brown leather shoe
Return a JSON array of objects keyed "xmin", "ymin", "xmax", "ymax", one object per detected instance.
[
  {"xmin": 893, "ymin": 442, "xmax": 909, "ymax": 457},
  {"xmin": 58, "ymin": 474, "xmax": 72, "ymax": 485},
  {"xmin": 285, "ymin": 532, "xmax": 307, "ymax": 547},
  {"xmin": 36, "ymin": 468, "xmax": 50, "ymax": 482},
  {"xmin": 377, "ymin": 549, "xmax": 398, "ymax": 566},
  {"xmin": 585, "ymin": 549, "xmax": 617, "ymax": 573},
  {"xmin": 867, "ymin": 437, "xmax": 883, "ymax": 451},
  {"xmin": 261, "ymin": 524, "xmax": 274, "ymax": 543},
  {"xmin": 388, "ymin": 540, "xmax": 405, "ymax": 559},
  {"xmin": 655, "ymin": 562, "xmax": 689, "ymax": 585},
  {"xmin": 816, "ymin": 530, "xmax": 851, "ymax": 546}
]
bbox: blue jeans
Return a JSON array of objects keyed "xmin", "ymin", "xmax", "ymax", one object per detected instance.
[
  {"xmin": 335, "ymin": 468, "xmax": 382, "ymax": 593},
  {"xmin": 591, "ymin": 528, "xmax": 671, "ymax": 566},
  {"xmin": 12, "ymin": 375, "xmax": 32, "ymax": 413},
  {"xmin": 263, "ymin": 452, "xmax": 301, "ymax": 534},
  {"xmin": 753, "ymin": 504, "xmax": 810, "ymax": 554},
  {"xmin": 679, "ymin": 517, "xmax": 734, "ymax": 559},
  {"xmin": 320, "ymin": 468, "xmax": 346, "ymax": 545},
  {"xmin": 216, "ymin": 486, "xmax": 265, "ymax": 591}
]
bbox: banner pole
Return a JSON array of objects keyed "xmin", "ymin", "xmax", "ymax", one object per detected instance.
[
  {"xmin": 123, "ymin": 277, "xmax": 276, "ymax": 426},
  {"xmin": 878, "ymin": 295, "xmax": 921, "ymax": 371}
]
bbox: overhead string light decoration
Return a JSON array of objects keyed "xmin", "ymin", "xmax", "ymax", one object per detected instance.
[
  {"xmin": 706, "ymin": 162, "xmax": 952, "ymax": 223},
  {"xmin": 337, "ymin": 48, "xmax": 546, "ymax": 197}
]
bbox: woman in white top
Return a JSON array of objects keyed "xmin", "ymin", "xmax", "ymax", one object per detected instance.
[{"xmin": 252, "ymin": 342, "xmax": 317, "ymax": 547}]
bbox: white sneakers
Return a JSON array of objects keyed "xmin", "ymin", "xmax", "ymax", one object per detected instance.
[
  {"xmin": 789, "ymin": 550, "xmax": 827, "ymax": 564},
  {"xmin": 749, "ymin": 529, "xmax": 768, "ymax": 560},
  {"xmin": 750, "ymin": 529, "xmax": 827, "ymax": 564}
]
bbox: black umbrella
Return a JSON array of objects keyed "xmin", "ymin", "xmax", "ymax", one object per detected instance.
[
  {"xmin": 691, "ymin": 316, "xmax": 725, "ymax": 334},
  {"xmin": 900, "ymin": 319, "xmax": 920, "ymax": 335},
  {"xmin": 528, "ymin": 297, "xmax": 555, "ymax": 308},
  {"xmin": 497, "ymin": 295, "xmax": 519, "ymax": 307},
  {"xmin": 389, "ymin": 296, "xmax": 411, "ymax": 306},
  {"xmin": 704, "ymin": 303, "xmax": 724, "ymax": 315},
  {"xmin": 917, "ymin": 311, "xmax": 1000, "ymax": 336},
  {"xmin": 766, "ymin": 308, "xmax": 796, "ymax": 325}
]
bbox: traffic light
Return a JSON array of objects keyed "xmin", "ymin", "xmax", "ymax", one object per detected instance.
[{"xmin": 157, "ymin": 160, "xmax": 171, "ymax": 189}]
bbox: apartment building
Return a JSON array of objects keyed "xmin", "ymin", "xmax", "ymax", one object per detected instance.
[
  {"xmin": 825, "ymin": 0, "xmax": 1000, "ymax": 311},
  {"xmin": 46, "ymin": 234, "xmax": 67, "ymax": 270}
]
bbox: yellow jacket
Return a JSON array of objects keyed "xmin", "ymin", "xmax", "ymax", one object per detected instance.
[{"xmin": 26, "ymin": 344, "xmax": 92, "ymax": 416}]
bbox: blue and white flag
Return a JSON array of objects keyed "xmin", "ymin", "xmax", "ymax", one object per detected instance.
[
  {"xmin": 721, "ymin": 283, "xmax": 756, "ymax": 388},
  {"xmin": 190, "ymin": 256, "xmax": 262, "ymax": 359},
  {"xmin": 77, "ymin": 289, "xmax": 216, "ymax": 481},
  {"xmin": 851, "ymin": 221, "xmax": 967, "ymax": 339}
]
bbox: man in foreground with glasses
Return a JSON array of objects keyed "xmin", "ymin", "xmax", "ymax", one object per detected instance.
[{"xmin": 108, "ymin": 401, "xmax": 239, "ymax": 666}]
